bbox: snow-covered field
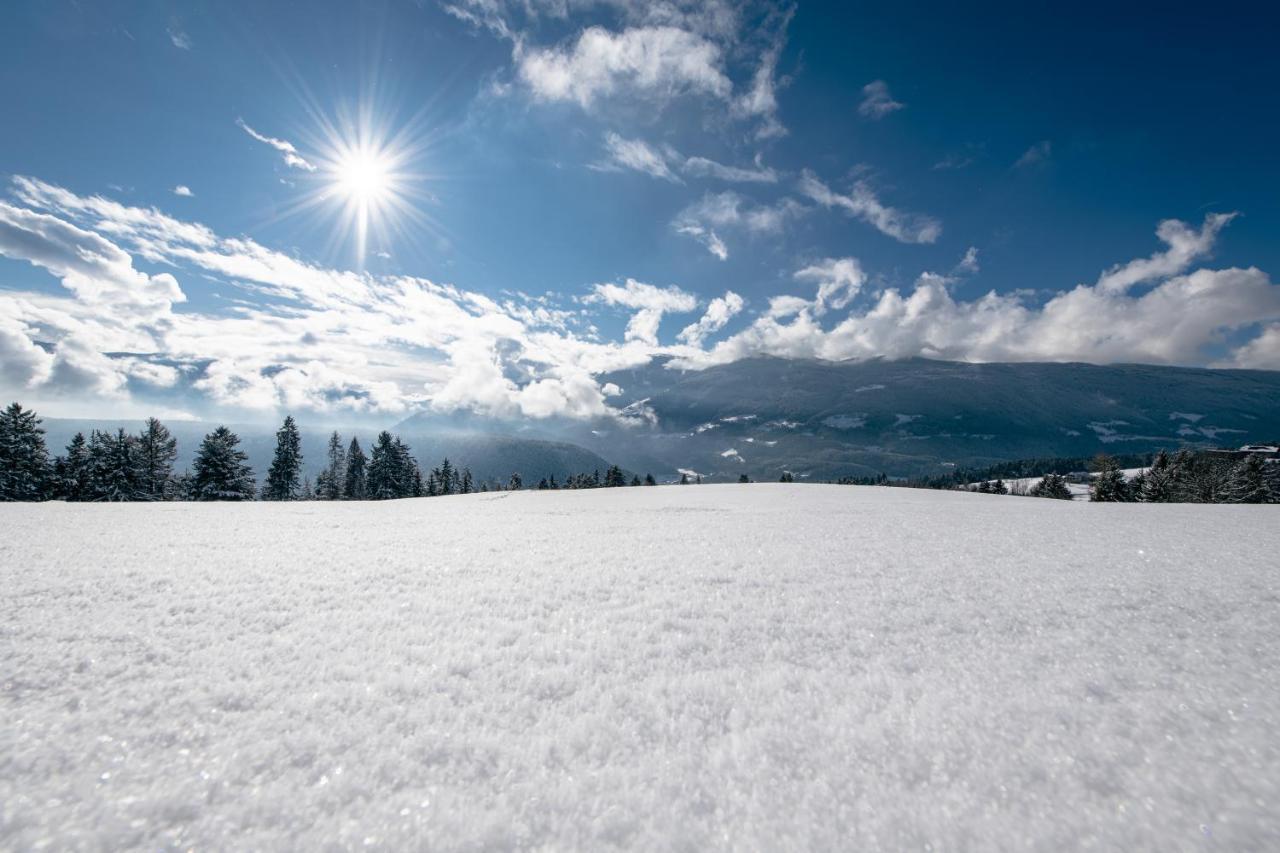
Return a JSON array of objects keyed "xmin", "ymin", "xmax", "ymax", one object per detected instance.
[{"xmin": 3, "ymin": 485, "xmax": 1278, "ymax": 850}]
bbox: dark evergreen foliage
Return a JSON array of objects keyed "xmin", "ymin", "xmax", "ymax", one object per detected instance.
[
  {"xmin": 343, "ymin": 437, "xmax": 368, "ymax": 500},
  {"xmin": 0, "ymin": 402, "xmax": 52, "ymax": 501},
  {"xmin": 262, "ymin": 416, "xmax": 304, "ymax": 501},
  {"xmin": 1029, "ymin": 472, "xmax": 1072, "ymax": 499},
  {"xmin": 191, "ymin": 426, "xmax": 256, "ymax": 501}
]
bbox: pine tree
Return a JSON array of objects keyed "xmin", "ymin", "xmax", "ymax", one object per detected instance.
[
  {"xmin": 300, "ymin": 476, "xmax": 316, "ymax": 500},
  {"xmin": 680, "ymin": 472, "xmax": 690, "ymax": 485},
  {"xmin": 426, "ymin": 470, "xmax": 439, "ymax": 497},
  {"xmin": 738, "ymin": 473, "xmax": 750, "ymax": 484},
  {"xmin": 192, "ymin": 426, "xmax": 256, "ymax": 501},
  {"xmin": 262, "ymin": 416, "xmax": 304, "ymax": 501},
  {"xmin": 508, "ymin": 472, "xmax": 522, "ymax": 490},
  {"xmin": 343, "ymin": 437, "xmax": 367, "ymax": 500},
  {"xmin": 461, "ymin": 468, "xmax": 473, "ymax": 494},
  {"xmin": 1225, "ymin": 454, "xmax": 1272, "ymax": 503},
  {"xmin": 410, "ymin": 466, "xmax": 424, "ymax": 498},
  {"xmin": 604, "ymin": 465, "xmax": 626, "ymax": 487},
  {"xmin": 0, "ymin": 402, "xmax": 52, "ymax": 501},
  {"xmin": 1029, "ymin": 472, "xmax": 1072, "ymax": 500},
  {"xmin": 644, "ymin": 473, "xmax": 656, "ymax": 486},
  {"xmin": 1089, "ymin": 454, "xmax": 1130, "ymax": 502},
  {"xmin": 631, "ymin": 475, "xmax": 642, "ymax": 486},
  {"xmin": 137, "ymin": 417, "xmax": 178, "ymax": 500},
  {"xmin": 318, "ymin": 431, "xmax": 346, "ymax": 500},
  {"xmin": 991, "ymin": 478, "xmax": 1009, "ymax": 495}
]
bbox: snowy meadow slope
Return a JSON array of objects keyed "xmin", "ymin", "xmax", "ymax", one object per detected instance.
[{"xmin": 3, "ymin": 486, "xmax": 1278, "ymax": 850}]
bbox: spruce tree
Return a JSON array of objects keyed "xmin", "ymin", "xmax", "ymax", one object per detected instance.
[
  {"xmin": 1029, "ymin": 472, "xmax": 1073, "ymax": 500},
  {"xmin": 632, "ymin": 475, "xmax": 643, "ymax": 486},
  {"xmin": 438, "ymin": 458, "xmax": 455, "ymax": 496},
  {"xmin": 1139, "ymin": 450, "xmax": 1174, "ymax": 502},
  {"xmin": 680, "ymin": 473, "xmax": 690, "ymax": 485},
  {"xmin": 366, "ymin": 431, "xmax": 401, "ymax": 500},
  {"xmin": 262, "ymin": 416, "xmax": 304, "ymax": 500},
  {"xmin": 644, "ymin": 473, "xmax": 656, "ymax": 486},
  {"xmin": 1225, "ymin": 454, "xmax": 1272, "ymax": 503},
  {"xmin": 991, "ymin": 478, "xmax": 1008, "ymax": 495},
  {"xmin": 508, "ymin": 472, "xmax": 522, "ymax": 490},
  {"xmin": 0, "ymin": 402, "xmax": 52, "ymax": 501},
  {"xmin": 343, "ymin": 437, "xmax": 367, "ymax": 500},
  {"xmin": 87, "ymin": 428, "xmax": 143, "ymax": 501},
  {"xmin": 461, "ymin": 468, "xmax": 473, "ymax": 495},
  {"xmin": 137, "ymin": 417, "xmax": 178, "ymax": 500},
  {"xmin": 300, "ymin": 476, "xmax": 316, "ymax": 500},
  {"xmin": 191, "ymin": 426, "xmax": 256, "ymax": 501},
  {"xmin": 738, "ymin": 473, "xmax": 750, "ymax": 484},
  {"xmin": 318, "ymin": 431, "xmax": 346, "ymax": 500},
  {"xmin": 59, "ymin": 432, "xmax": 92, "ymax": 501},
  {"xmin": 1089, "ymin": 454, "xmax": 1130, "ymax": 502}
]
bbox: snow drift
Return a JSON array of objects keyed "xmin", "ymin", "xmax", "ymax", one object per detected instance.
[{"xmin": 2, "ymin": 485, "xmax": 1278, "ymax": 849}]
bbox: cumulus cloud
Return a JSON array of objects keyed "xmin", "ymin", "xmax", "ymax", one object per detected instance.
[
  {"xmin": 517, "ymin": 26, "xmax": 731, "ymax": 108},
  {"xmin": 678, "ymin": 290, "xmax": 744, "ymax": 345},
  {"xmin": 800, "ymin": 170, "xmax": 941, "ymax": 244},
  {"xmin": 673, "ymin": 215, "xmax": 1280, "ymax": 370},
  {"xmin": 4, "ymin": 179, "xmax": 1277, "ymax": 420},
  {"xmin": 794, "ymin": 257, "xmax": 866, "ymax": 313},
  {"xmin": 1095, "ymin": 212, "xmax": 1237, "ymax": 293},
  {"xmin": 587, "ymin": 279, "xmax": 698, "ymax": 345},
  {"xmin": 858, "ymin": 80, "xmax": 904, "ymax": 119},
  {"xmin": 236, "ymin": 119, "xmax": 317, "ymax": 171},
  {"xmin": 172, "ymin": 185, "xmax": 193, "ymax": 197}
]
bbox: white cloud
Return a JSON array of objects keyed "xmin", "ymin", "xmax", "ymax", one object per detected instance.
[
  {"xmin": 794, "ymin": 258, "xmax": 866, "ymax": 313},
  {"xmin": 517, "ymin": 26, "xmax": 731, "ymax": 108},
  {"xmin": 954, "ymin": 246, "xmax": 980, "ymax": 275},
  {"xmin": 1226, "ymin": 323, "xmax": 1280, "ymax": 369},
  {"xmin": 682, "ymin": 154, "xmax": 777, "ymax": 184},
  {"xmin": 1095, "ymin": 212, "xmax": 1237, "ymax": 293},
  {"xmin": 673, "ymin": 191, "xmax": 803, "ymax": 258},
  {"xmin": 167, "ymin": 22, "xmax": 192, "ymax": 50},
  {"xmin": 673, "ymin": 230, "xmax": 1280, "ymax": 371},
  {"xmin": 1014, "ymin": 140, "xmax": 1052, "ymax": 170},
  {"xmin": 236, "ymin": 119, "xmax": 317, "ymax": 171},
  {"xmin": 678, "ymin": 290, "xmax": 744, "ymax": 345},
  {"xmin": 858, "ymin": 80, "xmax": 904, "ymax": 119},
  {"xmin": 172, "ymin": 185, "xmax": 193, "ymax": 197},
  {"xmin": 800, "ymin": 171, "xmax": 941, "ymax": 244},
  {"xmin": 587, "ymin": 279, "xmax": 697, "ymax": 345},
  {"xmin": 595, "ymin": 132, "xmax": 682, "ymax": 182}
]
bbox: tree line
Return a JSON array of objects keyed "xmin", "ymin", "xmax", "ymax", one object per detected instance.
[{"xmin": 0, "ymin": 402, "xmax": 517, "ymax": 502}]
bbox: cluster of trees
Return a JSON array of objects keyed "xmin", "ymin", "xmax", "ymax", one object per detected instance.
[
  {"xmin": 1088, "ymin": 450, "xmax": 1279, "ymax": 504},
  {"xmin": 0, "ymin": 403, "xmax": 531, "ymax": 502},
  {"xmin": 534, "ymin": 465, "xmax": 648, "ymax": 489}
]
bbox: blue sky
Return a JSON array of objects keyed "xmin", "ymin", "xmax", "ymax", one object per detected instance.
[{"xmin": 2, "ymin": 0, "xmax": 1278, "ymax": 423}]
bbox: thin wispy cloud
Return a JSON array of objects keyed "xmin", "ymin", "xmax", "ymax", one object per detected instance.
[
  {"xmin": 1014, "ymin": 140, "xmax": 1052, "ymax": 169},
  {"xmin": 799, "ymin": 170, "xmax": 941, "ymax": 244},
  {"xmin": 858, "ymin": 80, "xmax": 904, "ymax": 119},
  {"xmin": 236, "ymin": 119, "xmax": 317, "ymax": 171}
]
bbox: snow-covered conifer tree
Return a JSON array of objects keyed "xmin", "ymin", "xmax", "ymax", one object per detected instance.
[
  {"xmin": 1089, "ymin": 454, "xmax": 1129, "ymax": 502},
  {"xmin": 192, "ymin": 426, "xmax": 256, "ymax": 501},
  {"xmin": 0, "ymin": 402, "xmax": 52, "ymax": 501},
  {"xmin": 343, "ymin": 437, "xmax": 367, "ymax": 500},
  {"xmin": 137, "ymin": 417, "xmax": 178, "ymax": 500},
  {"xmin": 262, "ymin": 416, "xmax": 304, "ymax": 501}
]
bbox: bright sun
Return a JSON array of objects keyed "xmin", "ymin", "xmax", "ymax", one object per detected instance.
[
  {"xmin": 334, "ymin": 149, "xmax": 392, "ymax": 203},
  {"xmin": 275, "ymin": 101, "xmax": 435, "ymax": 268}
]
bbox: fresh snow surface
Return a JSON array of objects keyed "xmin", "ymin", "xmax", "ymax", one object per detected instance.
[{"xmin": 3, "ymin": 484, "xmax": 1279, "ymax": 850}]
